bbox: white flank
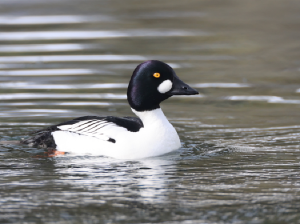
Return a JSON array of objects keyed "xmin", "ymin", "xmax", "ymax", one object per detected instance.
[
  {"xmin": 157, "ymin": 80, "xmax": 172, "ymax": 93},
  {"xmin": 52, "ymin": 108, "xmax": 181, "ymax": 159}
]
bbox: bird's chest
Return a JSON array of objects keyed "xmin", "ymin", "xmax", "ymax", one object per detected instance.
[{"xmin": 121, "ymin": 121, "xmax": 180, "ymax": 149}]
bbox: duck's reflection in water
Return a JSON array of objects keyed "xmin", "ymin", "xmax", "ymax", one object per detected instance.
[{"xmin": 53, "ymin": 155, "xmax": 176, "ymax": 204}]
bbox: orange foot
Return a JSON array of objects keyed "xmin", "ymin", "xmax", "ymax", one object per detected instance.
[
  {"xmin": 46, "ymin": 149, "xmax": 65, "ymax": 157},
  {"xmin": 34, "ymin": 149, "xmax": 65, "ymax": 158}
]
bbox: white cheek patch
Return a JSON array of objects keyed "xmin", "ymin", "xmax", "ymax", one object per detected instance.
[{"xmin": 157, "ymin": 79, "xmax": 173, "ymax": 94}]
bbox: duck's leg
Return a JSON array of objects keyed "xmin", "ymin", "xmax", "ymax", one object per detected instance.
[
  {"xmin": 45, "ymin": 148, "xmax": 65, "ymax": 157},
  {"xmin": 34, "ymin": 148, "xmax": 65, "ymax": 158}
]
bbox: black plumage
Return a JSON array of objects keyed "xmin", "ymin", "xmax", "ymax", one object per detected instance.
[{"xmin": 21, "ymin": 116, "xmax": 144, "ymax": 148}]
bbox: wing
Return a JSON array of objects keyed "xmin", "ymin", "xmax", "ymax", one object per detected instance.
[{"xmin": 21, "ymin": 116, "xmax": 144, "ymax": 148}]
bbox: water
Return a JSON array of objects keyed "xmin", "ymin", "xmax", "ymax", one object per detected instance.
[{"xmin": 0, "ymin": 0, "xmax": 300, "ymax": 223}]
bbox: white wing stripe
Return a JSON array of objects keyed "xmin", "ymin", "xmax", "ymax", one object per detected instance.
[
  {"xmin": 70, "ymin": 120, "xmax": 97, "ymax": 131},
  {"xmin": 94, "ymin": 123, "xmax": 116, "ymax": 134},
  {"xmin": 88, "ymin": 123, "xmax": 110, "ymax": 133},
  {"xmin": 64, "ymin": 120, "xmax": 93, "ymax": 129},
  {"xmin": 58, "ymin": 119, "xmax": 96, "ymax": 131},
  {"xmin": 79, "ymin": 122, "xmax": 107, "ymax": 133},
  {"xmin": 71, "ymin": 120, "xmax": 100, "ymax": 131},
  {"xmin": 56, "ymin": 118, "xmax": 127, "ymax": 142}
]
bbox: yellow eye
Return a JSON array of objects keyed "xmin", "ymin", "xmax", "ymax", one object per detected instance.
[{"xmin": 153, "ymin": 73, "xmax": 160, "ymax": 78}]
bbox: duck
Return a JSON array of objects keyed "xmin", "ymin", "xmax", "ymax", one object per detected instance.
[{"xmin": 21, "ymin": 60, "xmax": 198, "ymax": 159}]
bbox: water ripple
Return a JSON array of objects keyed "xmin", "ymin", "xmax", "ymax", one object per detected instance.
[
  {"xmin": 0, "ymin": 15, "xmax": 113, "ymax": 25},
  {"xmin": 0, "ymin": 69, "xmax": 98, "ymax": 76},
  {"xmin": 226, "ymin": 95, "xmax": 300, "ymax": 104},
  {"xmin": 0, "ymin": 62, "xmax": 182, "ymax": 70},
  {"xmin": 192, "ymin": 83, "xmax": 250, "ymax": 88},
  {"xmin": 0, "ymin": 30, "xmax": 209, "ymax": 41},
  {"xmin": 0, "ymin": 82, "xmax": 127, "ymax": 89},
  {"xmin": 0, "ymin": 122, "xmax": 51, "ymax": 126},
  {"xmin": 0, "ymin": 93, "xmax": 127, "ymax": 100},
  {"xmin": 15, "ymin": 109, "xmax": 72, "ymax": 113},
  {"xmin": 0, "ymin": 44, "xmax": 95, "ymax": 53},
  {"xmin": 187, "ymin": 125, "xmax": 300, "ymax": 134},
  {"xmin": 0, "ymin": 102, "xmax": 124, "ymax": 106},
  {"xmin": 136, "ymin": 11, "xmax": 206, "ymax": 19},
  {"xmin": 0, "ymin": 55, "xmax": 235, "ymax": 63},
  {"xmin": 0, "ymin": 55, "xmax": 147, "ymax": 63}
]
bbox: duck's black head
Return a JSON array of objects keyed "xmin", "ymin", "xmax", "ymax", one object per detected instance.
[{"xmin": 127, "ymin": 60, "xmax": 199, "ymax": 112}]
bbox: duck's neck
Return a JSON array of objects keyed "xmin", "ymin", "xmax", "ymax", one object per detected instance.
[{"xmin": 131, "ymin": 108, "xmax": 170, "ymax": 127}]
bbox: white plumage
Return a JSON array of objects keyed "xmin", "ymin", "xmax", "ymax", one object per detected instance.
[
  {"xmin": 58, "ymin": 119, "xmax": 112, "ymax": 141},
  {"xmin": 157, "ymin": 79, "xmax": 173, "ymax": 93},
  {"xmin": 52, "ymin": 108, "xmax": 181, "ymax": 159}
]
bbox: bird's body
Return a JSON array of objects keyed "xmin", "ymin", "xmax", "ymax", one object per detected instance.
[{"xmin": 21, "ymin": 60, "xmax": 198, "ymax": 159}]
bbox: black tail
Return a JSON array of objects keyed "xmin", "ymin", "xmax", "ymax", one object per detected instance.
[{"xmin": 20, "ymin": 128, "xmax": 57, "ymax": 148}]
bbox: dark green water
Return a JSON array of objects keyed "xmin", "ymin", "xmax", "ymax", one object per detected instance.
[{"xmin": 0, "ymin": 0, "xmax": 300, "ymax": 223}]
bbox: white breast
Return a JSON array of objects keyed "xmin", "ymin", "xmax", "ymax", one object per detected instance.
[{"xmin": 52, "ymin": 108, "xmax": 181, "ymax": 159}]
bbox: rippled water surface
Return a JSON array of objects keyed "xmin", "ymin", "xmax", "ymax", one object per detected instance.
[{"xmin": 1, "ymin": 0, "xmax": 300, "ymax": 223}]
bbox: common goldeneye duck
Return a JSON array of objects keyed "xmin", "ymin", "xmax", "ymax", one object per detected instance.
[{"xmin": 22, "ymin": 60, "xmax": 198, "ymax": 159}]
